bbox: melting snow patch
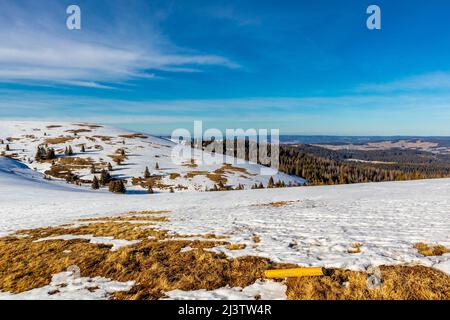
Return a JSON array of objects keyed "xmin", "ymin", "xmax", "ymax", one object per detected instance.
[
  {"xmin": 432, "ymin": 254, "xmax": 450, "ymax": 274},
  {"xmin": 163, "ymin": 280, "xmax": 287, "ymax": 300},
  {"xmin": 35, "ymin": 234, "xmax": 140, "ymax": 251},
  {"xmin": 0, "ymin": 269, "xmax": 134, "ymax": 300},
  {"xmin": 180, "ymin": 246, "xmax": 194, "ymax": 253}
]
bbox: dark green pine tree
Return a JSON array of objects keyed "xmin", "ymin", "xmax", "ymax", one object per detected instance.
[
  {"xmin": 109, "ymin": 180, "xmax": 126, "ymax": 194},
  {"xmin": 144, "ymin": 166, "xmax": 151, "ymax": 178},
  {"xmin": 267, "ymin": 177, "xmax": 275, "ymax": 188},
  {"xmin": 91, "ymin": 176, "xmax": 100, "ymax": 190},
  {"xmin": 99, "ymin": 169, "xmax": 112, "ymax": 186}
]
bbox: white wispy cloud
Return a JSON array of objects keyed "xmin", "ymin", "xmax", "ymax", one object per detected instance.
[
  {"xmin": 356, "ymin": 72, "xmax": 450, "ymax": 93},
  {"xmin": 0, "ymin": 0, "xmax": 238, "ymax": 88}
]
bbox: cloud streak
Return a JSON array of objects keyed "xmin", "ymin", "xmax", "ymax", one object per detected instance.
[
  {"xmin": 356, "ymin": 72, "xmax": 450, "ymax": 93},
  {"xmin": 0, "ymin": 0, "xmax": 238, "ymax": 88}
]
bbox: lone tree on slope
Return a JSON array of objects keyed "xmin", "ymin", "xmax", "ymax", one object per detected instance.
[
  {"xmin": 91, "ymin": 176, "xmax": 100, "ymax": 190},
  {"xmin": 144, "ymin": 166, "xmax": 151, "ymax": 178}
]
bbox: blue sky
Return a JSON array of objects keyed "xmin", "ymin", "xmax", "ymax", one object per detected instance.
[{"xmin": 1, "ymin": 0, "xmax": 450, "ymax": 135}]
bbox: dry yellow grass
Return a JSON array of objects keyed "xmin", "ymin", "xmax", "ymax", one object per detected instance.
[
  {"xmin": 44, "ymin": 136, "xmax": 76, "ymax": 145},
  {"xmin": 74, "ymin": 123, "xmax": 103, "ymax": 129},
  {"xmin": 169, "ymin": 173, "xmax": 181, "ymax": 179},
  {"xmin": 131, "ymin": 176, "xmax": 162, "ymax": 188},
  {"xmin": 207, "ymin": 172, "xmax": 228, "ymax": 185},
  {"xmin": 78, "ymin": 216, "xmax": 169, "ymax": 223},
  {"xmin": 126, "ymin": 210, "xmax": 170, "ymax": 215},
  {"xmin": 65, "ymin": 129, "xmax": 92, "ymax": 134},
  {"xmin": 203, "ymin": 234, "xmax": 229, "ymax": 240},
  {"xmin": 1, "ymin": 212, "xmax": 449, "ymax": 300},
  {"xmin": 225, "ymin": 243, "xmax": 247, "ymax": 250},
  {"xmin": 108, "ymin": 154, "xmax": 127, "ymax": 165},
  {"xmin": 348, "ymin": 242, "xmax": 362, "ymax": 254},
  {"xmin": 44, "ymin": 165, "xmax": 73, "ymax": 179},
  {"xmin": 286, "ymin": 265, "xmax": 450, "ymax": 300},
  {"xmin": 415, "ymin": 243, "xmax": 450, "ymax": 256},
  {"xmin": 92, "ymin": 135, "xmax": 113, "ymax": 142},
  {"xmin": 0, "ymin": 217, "xmax": 272, "ymax": 299},
  {"xmin": 182, "ymin": 159, "xmax": 198, "ymax": 168},
  {"xmin": 185, "ymin": 171, "xmax": 209, "ymax": 178},
  {"xmin": 16, "ymin": 221, "xmax": 168, "ymax": 241},
  {"xmin": 221, "ymin": 163, "xmax": 250, "ymax": 174},
  {"xmin": 118, "ymin": 133, "xmax": 148, "ymax": 139},
  {"xmin": 253, "ymin": 200, "xmax": 299, "ymax": 208},
  {"xmin": 58, "ymin": 157, "xmax": 95, "ymax": 167}
]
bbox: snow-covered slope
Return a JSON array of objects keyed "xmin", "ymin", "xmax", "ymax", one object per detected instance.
[
  {"xmin": 0, "ymin": 155, "xmax": 449, "ymax": 274},
  {"xmin": 0, "ymin": 121, "xmax": 303, "ymax": 193}
]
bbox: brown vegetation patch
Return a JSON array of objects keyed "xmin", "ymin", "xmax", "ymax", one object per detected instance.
[
  {"xmin": 347, "ymin": 242, "xmax": 362, "ymax": 253},
  {"xmin": 74, "ymin": 123, "xmax": 103, "ymax": 129},
  {"xmin": 185, "ymin": 171, "xmax": 209, "ymax": 178},
  {"xmin": 93, "ymin": 135, "xmax": 113, "ymax": 142},
  {"xmin": 78, "ymin": 216, "xmax": 169, "ymax": 223},
  {"xmin": 253, "ymin": 200, "xmax": 299, "ymax": 208},
  {"xmin": 286, "ymin": 265, "xmax": 450, "ymax": 300},
  {"xmin": 16, "ymin": 221, "xmax": 167, "ymax": 242},
  {"xmin": 225, "ymin": 243, "xmax": 247, "ymax": 250},
  {"xmin": 58, "ymin": 157, "xmax": 95, "ymax": 167},
  {"xmin": 44, "ymin": 136, "xmax": 76, "ymax": 145},
  {"xmin": 252, "ymin": 235, "xmax": 261, "ymax": 244},
  {"xmin": 0, "ymin": 236, "xmax": 111, "ymax": 293},
  {"xmin": 65, "ymin": 129, "xmax": 92, "ymax": 134},
  {"xmin": 131, "ymin": 176, "xmax": 163, "ymax": 188},
  {"xmin": 169, "ymin": 173, "xmax": 181, "ymax": 179},
  {"xmin": 46, "ymin": 125, "xmax": 62, "ymax": 129},
  {"xmin": 118, "ymin": 133, "xmax": 148, "ymax": 139},
  {"xmin": 182, "ymin": 159, "xmax": 198, "ymax": 168},
  {"xmin": 1, "ymin": 217, "xmax": 274, "ymax": 300},
  {"xmin": 1, "ymin": 216, "xmax": 449, "ymax": 300},
  {"xmin": 203, "ymin": 164, "xmax": 252, "ymax": 185},
  {"xmin": 222, "ymin": 163, "xmax": 250, "ymax": 174},
  {"xmin": 44, "ymin": 165, "xmax": 73, "ymax": 179},
  {"xmin": 1, "ymin": 152, "xmax": 20, "ymax": 159},
  {"xmin": 203, "ymin": 234, "xmax": 229, "ymax": 240},
  {"xmin": 108, "ymin": 154, "xmax": 127, "ymax": 164},
  {"xmin": 415, "ymin": 243, "xmax": 450, "ymax": 256},
  {"xmin": 207, "ymin": 172, "xmax": 228, "ymax": 185},
  {"xmin": 348, "ymin": 242, "xmax": 362, "ymax": 254},
  {"xmin": 126, "ymin": 210, "xmax": 170, "ymax": 215}
]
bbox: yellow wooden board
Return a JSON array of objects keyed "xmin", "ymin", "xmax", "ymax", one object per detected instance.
[{"xmin": 264, "ymin": 267, "xmax": 326, "ymax": 278}]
